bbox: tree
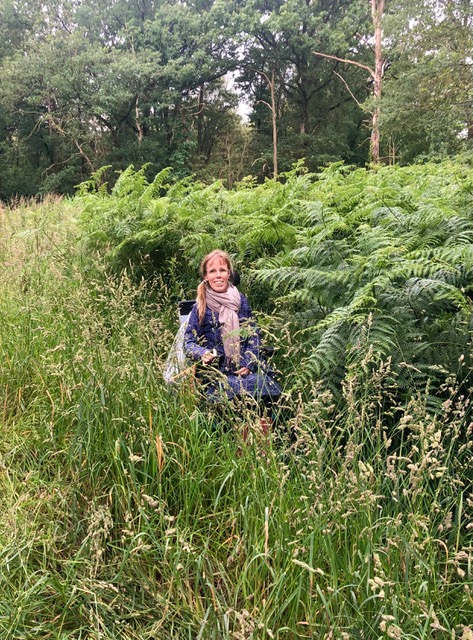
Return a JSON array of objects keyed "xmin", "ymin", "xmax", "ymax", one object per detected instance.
[
  {"xmin": 0, "ymin": 0, "xmax": 244, "ymax": 195},
  {"xmin": 380, "ymin": 0, "xmax": 473, "ymax": 162},
  {"xmin": 237, "ymin": 0, "xmax": 371, "ymax": 174},
  {"xmin": 251, "ymin": 68, "xmax": 278, "ymax": 179},
  {"xmin": 313, "ymin": 0, "xmax": 386, "ymax": 163},
  {"xmin": 1, "ymin": 0, "xmax": 470, "ymax": 196}
]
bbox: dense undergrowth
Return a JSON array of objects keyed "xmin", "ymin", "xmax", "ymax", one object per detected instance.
[
  {"xmin": 76, "ymin": 158, "xmax": 473, "ymax": 415},
  {"xmin": 1, "ymin": 161, "xmax": 472, "ymax": 639}
]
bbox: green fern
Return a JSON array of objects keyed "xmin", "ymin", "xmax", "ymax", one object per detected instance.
[{"xmin": 76, "ymin": 158, "xmax": 473, "ymax": 410}]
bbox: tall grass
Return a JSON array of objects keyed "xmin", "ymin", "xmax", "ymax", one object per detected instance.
[{"xmin": 0, "ymin": 196, "xmax": 471, "ymax": 639}]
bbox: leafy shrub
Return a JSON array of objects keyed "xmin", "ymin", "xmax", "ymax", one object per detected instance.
[
  {"xmin": 76, "ymin": 158, "xmax": 473, "ymax": 409},
  {"xmin": 254, "ymin": 161, "xmax": 473, "ymax": 405}
]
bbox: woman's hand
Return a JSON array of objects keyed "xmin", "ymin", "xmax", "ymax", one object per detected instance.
[
  {"xmin": 202, "ymin": 349, "xmax": 217, "ymax": 365},
  {"xmin": 235, "ymin": 366, "xmax": 251, "ymax": 377}
]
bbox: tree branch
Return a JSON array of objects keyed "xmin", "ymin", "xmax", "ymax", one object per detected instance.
[
  {"xmin": 333, "ymin": 71, "xmax": 362, "ymax": 106},
  {"xmin": 46, "ymin": 118, "xmax": 95, "ymax": 173},
  {"xmin": 313, "ymin": 51, "xmax": 374, "ymax": 78}
]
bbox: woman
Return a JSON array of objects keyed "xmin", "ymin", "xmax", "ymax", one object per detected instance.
[{"xmin": 183, "ymin": 250, "xmax": 281, "ymax": 411}]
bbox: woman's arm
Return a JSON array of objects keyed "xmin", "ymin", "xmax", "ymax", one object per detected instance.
[{"xmin": 183, "ymin": 305, "xmax": 218, "ymax": 363}]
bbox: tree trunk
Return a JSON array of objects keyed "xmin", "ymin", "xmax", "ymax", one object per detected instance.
[
  {"xmin": 135, "ymin": 95, "xmax": 143, "ymax": 144},
  {"xmin": 370, "ymin": 0, "xmax": 384, "ymax": 164},
  {"xmin": 314, "ymin": 0, "xmax": 386, "ymax": 166},
  {"xmin": 270, "ymin": 69, "xmax": 278, "ymax": 179},
  {"xmin": 255, "ymin": 68, "xmax": 278, "ymax": 179},
  {"xmin": 299, "ymin": 99, "xmax": 309, "ymax": 136},
  {"xmin": 197, "ymin": 85, "xmax": 205, "ymax": 155}
]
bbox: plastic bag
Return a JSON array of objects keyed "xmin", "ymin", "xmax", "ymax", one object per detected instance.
[{"xmin": 163, "ymin": 321, "xmax": 192, "ymax": 384}]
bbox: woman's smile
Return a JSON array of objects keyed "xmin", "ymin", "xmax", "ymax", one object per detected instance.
[{"xmin": 205, "ymin": 256, "xmax": 230, "ymax": 292}]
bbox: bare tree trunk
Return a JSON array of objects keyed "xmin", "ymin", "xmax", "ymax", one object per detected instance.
[
  {"xmin": 467, "ymin": 109, "xmax": 473, "ymax": 141},
  {"xmin": 371, "ymin": 0, "xmax": 384, "ymax": 163},
  {"xmin": 256, "ymin": 69, "xmax": 278, "ymax": 179},
  {"xmin": 197, "ymin": 85, "xmax": 205, "ymax": 155},
  {"xmin": 270, "ymin": 69, "xmax": 278, "ymax": 179},
  {"xmin": 135, "ymin": 95, "xmax": 143, "ymax": 144},
  {"xmin": 371, "ymin": 101, "xmax": 380, "ymax": 163},
  {"xmin": 313, "ymin": 0, "xmax": 386, "ymax": 164},
  {"xmin": 223, "ymin": 135, "xmax": 234, "ymax": 189}
]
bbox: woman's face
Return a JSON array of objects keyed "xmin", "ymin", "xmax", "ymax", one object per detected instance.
[{"xmin": 205, "ymin": 256, "xmax": 230, "ymax": 293}]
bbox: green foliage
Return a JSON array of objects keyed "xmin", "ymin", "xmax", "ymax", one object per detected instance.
[
  {"xmin": 76, "ymin": 162, "xmax": 309, "ymax": 297},
  {"xmin": 1, "ymin": 0, "xmax": 472, "ymax": 195},
  {"xmin": 77, "ymin": 158, "xmax": 473, "ymax": 407},
  {"xmin": 255, "ymin": 160, "xmax": 473, "ymax": 401},
  {"xmin": 381, "ymin": 0, "xmax": 473, "ymax": 163},
  {"xmin": 1, "ymin": 193, "xmax": 472, "ymax": 638}
]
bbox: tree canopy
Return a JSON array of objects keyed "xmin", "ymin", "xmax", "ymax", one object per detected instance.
[{"xmin": 0, "ymin": 0, "xmax": 471, "ymax": 198}]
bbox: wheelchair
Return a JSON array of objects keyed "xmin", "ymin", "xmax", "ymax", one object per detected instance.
[{"xmin": 164, "ymin": 275, "xmax": 277, "ymax": 394}]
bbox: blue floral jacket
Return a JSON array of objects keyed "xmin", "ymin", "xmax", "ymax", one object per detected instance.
[{"xmin": 183, "ymin": 293, "xmax": 261, "ymax": 373}]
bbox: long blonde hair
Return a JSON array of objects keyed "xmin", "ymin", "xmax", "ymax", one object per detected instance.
[{"xmin": 196, "ymin": 250, "xmax": 233, "ymax": 323}]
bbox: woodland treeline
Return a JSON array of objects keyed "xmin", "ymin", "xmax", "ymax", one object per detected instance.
[{"xmin": 0, "ymin": 0, "xmax": 472, "ymax": 199}]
